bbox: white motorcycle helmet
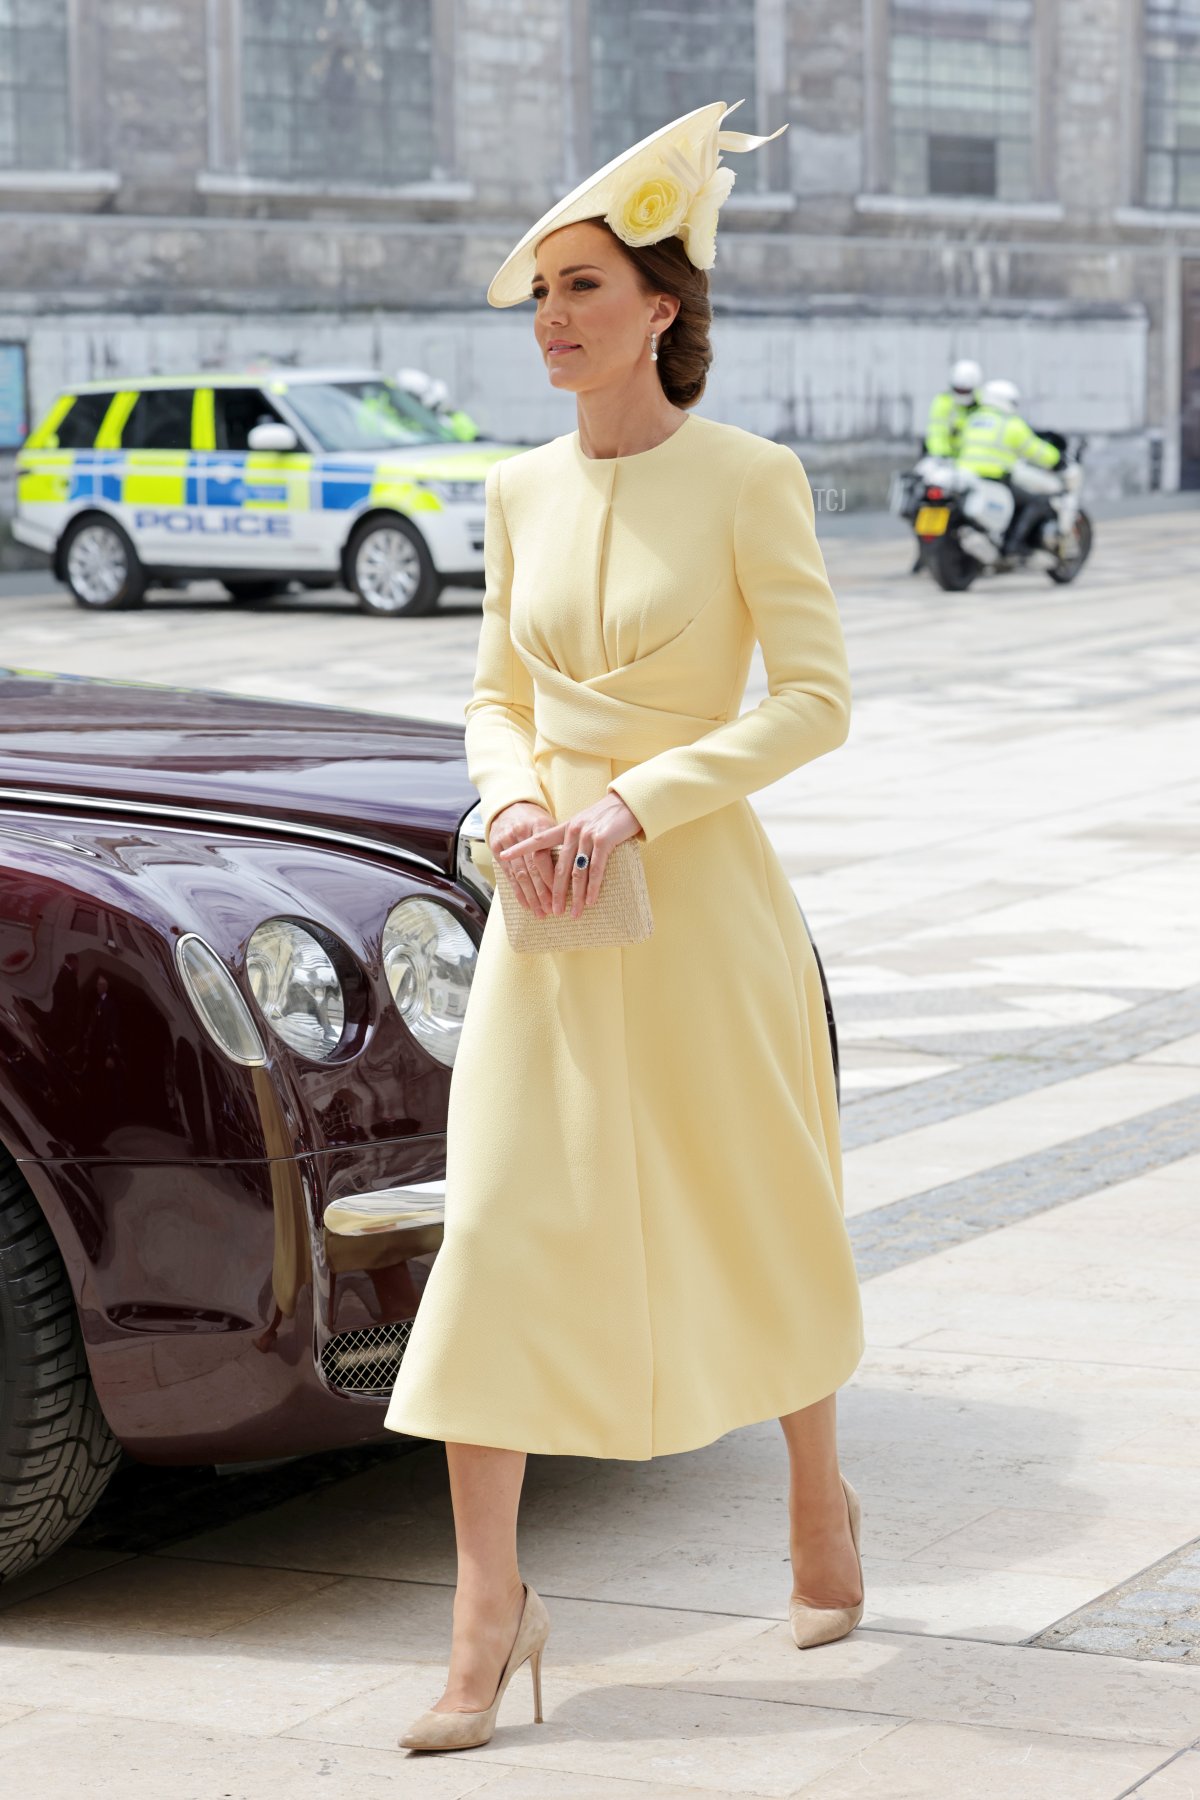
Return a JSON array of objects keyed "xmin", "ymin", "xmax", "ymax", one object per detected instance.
[
  {"xmin": 396, "ymin": 367, "xmax": 453, "ymax": 414},
  {"xmin": 395, "ymin": 366, "xmax": 439, "ymax": 407},
  {"xmin": 950, "ymin": 357, "xmax": 982, "ymax": 399},
  {"xmin": 979, "ymin": 377, "xmax": 1021, "ymax": 415}
]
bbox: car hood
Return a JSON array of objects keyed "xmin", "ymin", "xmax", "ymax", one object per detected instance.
[
  {"xmin": 0, "ymin": 671, "xmax": 478, "ymax": 877},
  {"xmin": 319, "ymin": 442, "xmax": 522, "ymax": 481}
]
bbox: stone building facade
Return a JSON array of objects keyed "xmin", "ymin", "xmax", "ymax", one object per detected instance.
[{"xmin": 1, "ymin": 0, "xmax": 1198, "ymax": 539}]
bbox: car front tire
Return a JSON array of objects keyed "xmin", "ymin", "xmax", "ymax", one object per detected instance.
[
  {"xmin": 0, "ymin": 1152, "xmax": 122, "ymax": 1584},
  {"xmin": 347, "ymin": 514, "xmax": 441, "ymax": 617},
  {"xmin": 61, "ymin": 514, "xmax": 147, "ymax": 611}
]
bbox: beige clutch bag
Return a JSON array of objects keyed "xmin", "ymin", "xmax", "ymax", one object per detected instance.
[{"xmin": 490, "ymin": 838, "xmax": 653, "ymax": 952}]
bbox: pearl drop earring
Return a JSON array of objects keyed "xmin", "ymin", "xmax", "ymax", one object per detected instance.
[{"xmin": 649, "ymin": 332, "xmax": 658, "ymax": 362}]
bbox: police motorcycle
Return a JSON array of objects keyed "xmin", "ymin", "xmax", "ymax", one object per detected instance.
[
  {"xmin": 905, "ymin": 376, "xmax": 1093, "ymax": 594},
  {"xmin": 916, "ymin": 432, "xmax": 1092, "ymax": 592}
]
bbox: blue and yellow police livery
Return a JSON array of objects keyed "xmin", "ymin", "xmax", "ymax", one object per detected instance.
[{"xmin": 14, "ymin": 368, "xmax": 521, "ymax": 616}]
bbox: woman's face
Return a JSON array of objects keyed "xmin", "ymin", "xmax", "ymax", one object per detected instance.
[{"xmin": 530, "ymin": 220, "xmax": 680, "ymax": 394}]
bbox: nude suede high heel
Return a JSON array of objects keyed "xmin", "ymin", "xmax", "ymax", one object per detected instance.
[
  {"xmin": 789, "ymin": 1473, "xmax": 864, "ymax": 1649},
  {"xmin": 399, "ymin": 1582, "xmax": 550, "ymax": 1753}
]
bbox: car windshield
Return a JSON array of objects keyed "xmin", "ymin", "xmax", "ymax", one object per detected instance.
[{"xmin": 279, "ymin": 380, "xmax": 456, "ymax": 452}]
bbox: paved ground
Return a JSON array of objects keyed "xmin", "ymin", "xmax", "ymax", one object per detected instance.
[{"xmin": 1, "ymin": 509, "xmax": 1199, "ymax": 1796}]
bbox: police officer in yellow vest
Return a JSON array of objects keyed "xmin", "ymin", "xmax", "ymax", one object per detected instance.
[
  {"xmin": 442, "ymin": 407, "xmax": 480, "ymax": 442},
  {"xmin": 925, "ymin": 358, "xmax": 982, "ymax": 457},
  {"xmin": 958, "ymin": 378, "xmax": 1060, "ymax": 478},
  {"xmin": 957, "ymin": 377, "xmax": 1063, "ymax": 554}
]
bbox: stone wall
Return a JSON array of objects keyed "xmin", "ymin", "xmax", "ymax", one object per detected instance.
[{"xmin": 0, "ymin": 0, "xmax": 1197, "ymax": 533}]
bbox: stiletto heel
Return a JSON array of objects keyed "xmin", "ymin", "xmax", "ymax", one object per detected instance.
[
  {"xmin": 398, "ymin": 1581, "xmax": 551, "ymax": 1753},
  {"xmin": 789, "ymin": 1472, "xmax": 864, "ymax": 1649}
]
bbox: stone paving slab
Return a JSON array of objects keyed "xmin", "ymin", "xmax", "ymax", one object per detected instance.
[
  {"xmin": 848, "ymin": 1091, "xmax": 1200, "ymax": 1276},
  {"xmin": 0, "ymin": 1556, "xmax": 341, "ymax": 1638},
  {"xmin": 784, "ymin": 1720, "xmax": 1176, "ymax": 1800},
  {"xmin": 0, "ymin": 1711, "xmax": 494, "ymax": 1799},
  {"xmin": 1130, "ymin": 1750, "xmax": 1200, "ymax": 1797},
  {"xmin": 845, "ymin": 1057, "xmax": 1200, "ymax": 1208},
  {"xmin": 283, "ymin": 1666, "xmax": 904, "ymax": 1796},
  {"xmin": 840, "ymin": 985, "xmax": 1200, "ymax": 1149},
  {"xmin": 0, "ymin": 1632, "xmax": 408, "ymax": 1736},
  {"xmin": 667, "ymin": 1624, "xmax": 1200, "ymax": 1748}
]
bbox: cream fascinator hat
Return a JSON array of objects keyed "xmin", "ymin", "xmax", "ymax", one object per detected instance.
[{"xmin": 486, "ymin": 99, "xmax": 788, "ymax": 309}]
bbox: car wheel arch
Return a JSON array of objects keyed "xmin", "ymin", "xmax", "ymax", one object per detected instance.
[
  {"xmin": 52, "ymin": 503, "xmax": 125, "ymax": 581},
  {"xmin": 0, "ymin": 1131, "xmax": 95, "ymax": 1313},
  {"xmin": 338, "ymin": 504, "xmax": 430, "ymax": 588},
  {"xmin": 0, "ymin": 1128, "xmax": 117, "ymax": 1445}
]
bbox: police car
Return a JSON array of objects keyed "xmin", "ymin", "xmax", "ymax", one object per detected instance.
[{"xmin": 13, "ymin": 368, "xmax": 521, "ymax": 617}]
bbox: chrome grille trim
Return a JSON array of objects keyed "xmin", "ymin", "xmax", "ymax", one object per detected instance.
[{"xmin": 320, "ymin": 1321, "xmax": 413, "ymax": 1395}]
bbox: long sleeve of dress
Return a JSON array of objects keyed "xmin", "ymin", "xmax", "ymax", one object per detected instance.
[
  {"xmin": 604, "ymin": 439, "xmax": 852, "ymax": 844},
  {"xmin": 463, "ymin": 460, "xmax": 551, "ymax": 838}
]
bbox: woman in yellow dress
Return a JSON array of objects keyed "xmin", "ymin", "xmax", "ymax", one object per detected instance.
[{"xmin": 387, "ymin": 100, "xmax": 867, "ymax": 1755}]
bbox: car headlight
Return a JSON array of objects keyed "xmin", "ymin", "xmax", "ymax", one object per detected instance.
[
  {"xmin": 382, "ymin": 898, "xmax": 477, "ymax": 1068},
  {"xmin": 420, "ymin": 478, "xmax": 485, "ymax": 503},
  {"xmin": 456, "ymin": 800, "xmax": 494, "ymax": 907},
  {"xmin": 176, "ymin": 933, "xmax": 267, "ymax": 1067},
  {"xmin": 246, "ymin": 919, "xmax": 346, "ymax": 1060}
]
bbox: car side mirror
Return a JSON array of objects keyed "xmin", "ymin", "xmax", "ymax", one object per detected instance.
[{"xmin": 247, "ymin": 421, "xmax": 298, "ymax": 452}]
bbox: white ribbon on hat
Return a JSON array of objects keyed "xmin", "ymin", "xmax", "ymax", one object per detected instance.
[{"xmin": 653, "ymin": 97, "xmax": 787, "ymax": 193}]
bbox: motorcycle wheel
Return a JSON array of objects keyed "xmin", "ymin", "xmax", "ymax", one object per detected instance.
[
  {"xmin": 1047, "ymin": 510, "xmax": 1093, "ymax": 585},
  {"xmin": 928, "ymin": 532, "xmax": 982, "ymax": 592}
]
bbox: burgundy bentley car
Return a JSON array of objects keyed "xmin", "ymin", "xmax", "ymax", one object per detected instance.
[{"xmin": 0, "ymin": 667, "xmax": 840, "ymax": 1581}]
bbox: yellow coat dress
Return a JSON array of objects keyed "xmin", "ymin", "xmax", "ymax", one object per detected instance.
[{"xmin": 384, "ymin": 411, "xmax": 865, "ymax": 1460}]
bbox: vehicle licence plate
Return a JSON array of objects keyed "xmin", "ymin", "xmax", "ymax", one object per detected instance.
[{"xmin": 915, "ymin": 505, "xmax": 950, "ymax": 536}]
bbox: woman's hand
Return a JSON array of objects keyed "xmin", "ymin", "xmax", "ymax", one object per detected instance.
[
  {"xmin": 494, "ymin": 792, "xmax": 645, "ymax": 920},
  {"xmin": 488, "ymin": 801, "xmax": 559, "ymax": 917}
]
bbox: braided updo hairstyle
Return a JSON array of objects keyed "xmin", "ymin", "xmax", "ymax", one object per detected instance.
[{"xmin": 597, "ymin": 221, "xmax": 714, "ymax": 409}]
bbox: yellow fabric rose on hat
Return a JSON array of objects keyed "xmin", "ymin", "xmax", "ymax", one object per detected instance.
[
  {"xmin": 605, "ymin": 160, "xmax": 690, "ymax": 247},
  {"xmin": 678, "ymin": 165, "xmax": 737, "ymax": 270}
]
